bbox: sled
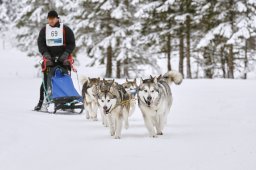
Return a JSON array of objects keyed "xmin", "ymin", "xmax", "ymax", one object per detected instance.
[{"xmin": 45, "ymin": 66, "xmax": 84, "ymax": 114}]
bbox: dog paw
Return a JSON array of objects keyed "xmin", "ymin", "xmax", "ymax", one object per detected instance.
[
  {"xmin": 124, "ymin": 124, "xmax": 129, "ymax": 129},
  {"xmin": 150, "ymin": 134, "xmax": 158, "ymax": 138},
  {"xmin": 110, "ymin": 132, "xmax": 115, "ymax": 136},
  {"xmin": 92, "ymin": 117, "xmax": 98, "ymax": 121},
  {"xmin": 157, "ymin": 132, "xmax": 163, "ymax": 135},
  {"xmin": 114, "ymin": 135, "xmax": 121, "ymax": 139},
  {"xmin": 86, "ymin": 114, "xmax": 90, "ymax": 119}
]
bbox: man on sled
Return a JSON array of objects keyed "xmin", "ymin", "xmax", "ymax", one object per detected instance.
[{"xmin": 34, "ymin": 10, "xmax": 76, "ymax": 111}]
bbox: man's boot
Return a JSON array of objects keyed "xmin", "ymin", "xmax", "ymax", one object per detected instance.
[
  {"xmin": 40, "ymin": 98, "xmax": 49, "ymax": 112},
  {"xmin": 34, "ymin": 100, "xmax": 43, "ymax": 111}
]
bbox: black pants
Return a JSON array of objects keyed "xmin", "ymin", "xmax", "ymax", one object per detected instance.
[{"xmin": 38, "ymin": 71, "xmax": 48, "ymax": 103}]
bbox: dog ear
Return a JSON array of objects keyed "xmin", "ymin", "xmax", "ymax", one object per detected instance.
[
  {"xmin": 150, "ymin": 75, "xmax": 154, "ymax": 79},
  {"xmin": 134, "ymin": 78, "xmax": 137, "ymax": 86},
  {"xmin": 140, "ymin": 77, "xmax": 144, "ymax": 84},
  {"xmin": 153, "ymin": 76, "xmax": 158, "ymax": 84},
  {"xmin": 109, "ymin": 86, "xmax": 115, "ymax": 94},
  {"xmin": 96, "ymin": 93, "xmax": 100, "ymax": 98},
  {"xmin": 109, "ymin": 79, "xmax": 114, "ymax": 85},
  {"xmin": 88, "ymin": 78, "xmax": 91, "ymax": 83},
  {"xmin": 157, "ymin": 75, "xmax": 162, "ymax": 81},
  {"xmin": 103, "ymin": 78, "xmax": 107, "ymax": 84}
]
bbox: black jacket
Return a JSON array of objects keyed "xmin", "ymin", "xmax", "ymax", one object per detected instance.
[{"xmin": 37, "ymin": 22, "xmax": 75, "ymax": 59}]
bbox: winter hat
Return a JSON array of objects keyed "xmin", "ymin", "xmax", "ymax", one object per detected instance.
[{"xmin": 47, "ymin": 10, "xmax": 59, "ymax": 19}]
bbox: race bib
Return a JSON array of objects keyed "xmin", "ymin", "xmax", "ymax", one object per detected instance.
[{"xmin": 46, "ymin": 23, "xmax": 64, "ymax": 46}]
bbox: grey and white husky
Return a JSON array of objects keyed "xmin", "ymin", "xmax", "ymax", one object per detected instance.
[
  {"xmin": 97, "ymin": 79, "xmax": 131, "ymax": 139},
  {"xmin": 97, "ymin": 79, "xmax": 117, "ymax": 127},
  {"xmin": 137, "ymin": 71, "xmax": 183, "ymax": 137},
  {"xmin": 81, "ymin": 77, "xmax": 100, "ymax": 121},
  {"xmin": 122, "ymin": 78, "xmax": 138, "ymax": 117}
]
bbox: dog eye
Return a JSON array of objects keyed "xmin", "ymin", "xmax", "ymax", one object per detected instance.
[
  {"xmin": 101, "ymin": 100, "xmax": 104, "ymax": 102},
  {"xmin": 107, "ymin": 100, "xmax": 110, "ymax": 102},
  {"xmin": 144, "ymin": 90, "xmax": 147, "ymax": 93},
  {"xmin": 151, "ymin": 90, "xmax": 154, "ymax": 93}
]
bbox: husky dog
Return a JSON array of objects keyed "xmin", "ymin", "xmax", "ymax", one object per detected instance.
[
  {"xmin": 137, "ymin": 71, "xmax": 183, "ymax": 137},
  {"xmin": 122, "ymin": 78, "xmax": 138, "ymax": 116},
  {"xmin": 97, "ymin": 80, "xmax": 131, "ymax": 139},
  {"xmin": 97, "ymin": 79, "xmax": 117, "ymax": 127},
  {"xmin": 81, "ymin": 77, "xmax": 100, "ymax": 121}
]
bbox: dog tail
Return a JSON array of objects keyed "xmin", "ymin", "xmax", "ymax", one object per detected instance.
[
  {"xmin": 163, "ymin": 70, "xmax": 183, "ymax": 85},
  {"xmin": 80, "ymin": 75, "xmax": 89, "ymax": 85}
]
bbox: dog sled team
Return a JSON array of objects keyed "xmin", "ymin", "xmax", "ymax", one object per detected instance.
[
  {"xmin": 34, "ymin": 10, "xmax": 183, "ymax": 139},
  {"xmin": 81, "ymin": 70, "xmax": 183, "ymax": 139}
]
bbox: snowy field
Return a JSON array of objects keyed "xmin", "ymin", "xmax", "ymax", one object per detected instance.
[{"xmin": 0, "ymin": 41, "xmax": 256, "ymax": 170}]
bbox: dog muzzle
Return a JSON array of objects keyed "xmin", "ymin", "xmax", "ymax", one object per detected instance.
[
  {"xmin": 143, "ymin": 97, "xmax": 152, "ymax": 107},
  {"xmin": 103, "ymin": 105, "xmax": 112, "ymax": 114}
]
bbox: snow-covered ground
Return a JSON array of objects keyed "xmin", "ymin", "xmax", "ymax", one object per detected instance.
[{"xmin": 0, "ymin": 40, "xmax": 256, "ymax": 170}]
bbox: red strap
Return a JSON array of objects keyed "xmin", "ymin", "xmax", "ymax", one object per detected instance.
[
  {"xmin": 67, "ymin": 55, "xmax": 77, "ymax": 72},
  {"xmin": 41, "ymin": 57, "xmax": 47, "ymax": 72}
]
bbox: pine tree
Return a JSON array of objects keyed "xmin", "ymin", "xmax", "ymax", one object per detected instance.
[
  {"xmin": 14, "ymin": 0, "xmax": 76, "ymax": 57},
  {"xmin": 0, "ymin": 0, "xmax": 8, "ymax": 32},
  {"xmin": 134, "ymin": 0, "xmax": 178, "ymax": 73},
  {"xmin": 70, "ymin": 0, "xmax": 117, "ymax": 77},
  {"xmin": 4, "ymin": 0, "xmax": 256, "ymax": 79},
  {"xmin": 15, "ymin": 0, "xmax": 54, "ymax": 56},
  {"xmin": 72, "ymin": 0, "xmax": 152, "ymax": 78},
  {"xmin": 195, "ymin": 0, "xmax": 218, "ymax": 78},
  {"xmin": 196, "ymin": 0, "xmax": 256, "ymax": 79},
  {"xmin": 0, "ymin": 0, "xmax": 8, "ymax": 49},
  {"xmin": 0, "ymin": 0, "xmax": 21, "ymax": 49}
]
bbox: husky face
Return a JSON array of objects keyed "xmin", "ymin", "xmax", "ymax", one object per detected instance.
[
  {"xmin": 138, "ymin": 77, "xmax": 160, "ymax": 107},
  {"xmin": 97, "ymin": 79, "xmax": 117, "ymax": 114},
  {"xmin": 98, "ymin": 79, "xmax": 115, "ymax": 93},
  {"xmin": 97, "ymin": 92, "xmax": 117, "ymax": 114},
  {"xmin": 122, "ymin": 78, "xmax": 137, "ymax": 96},
  {"xmin": 86, "ymin": 78, "xmax": 100, "ymax": 98}
]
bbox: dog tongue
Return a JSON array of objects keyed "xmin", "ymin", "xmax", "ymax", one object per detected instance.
[
  {"xmin": 144, "ymin": 98, "xmax": 151, "ymax": 106},
  {"xmin": 104, "ymin": 106, "xmax": 112, "ymax": 114}
]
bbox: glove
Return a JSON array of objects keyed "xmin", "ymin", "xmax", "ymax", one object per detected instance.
[
  {"xmin": 46, "ymin": 60, "xmax": 53, "ymax": 66},
  {"xmin": 63, "ymin": 60, "xmax": 70, "ymax": 66},
  {"xmin": 58, "ymin": 52, "xmax": 69, "ymax": 63},
  {"xmin": 43, "ymin": 52, "xmax": 53, "ymax": 66},
  {"xmin": 43, "ymin": 52, "xmax": 51, "ymax": 60}
]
